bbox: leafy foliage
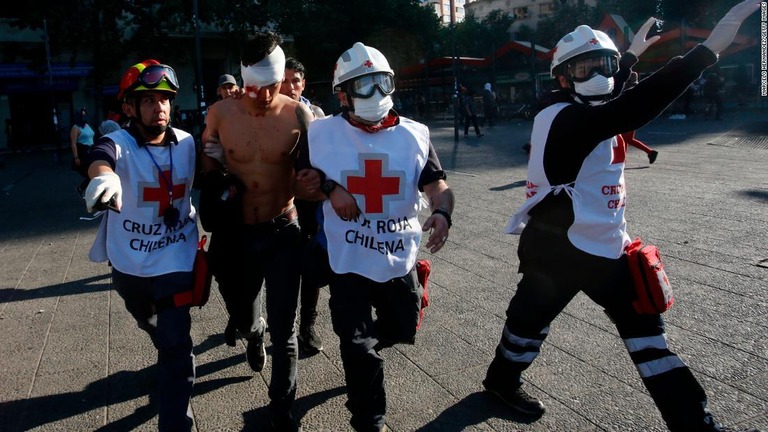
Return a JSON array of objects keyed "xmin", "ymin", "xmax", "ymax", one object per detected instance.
[
  {"xmin": 283, "ymin": 0, "xmax": 443, "ymax": 83},
  {"xmin": 7, "ymin": 0, "xmax": 442, "ymax": 87},
  {"xmin": 535, "ymin": 1, "xmax": 601, "ymax": 47},
  {"xmin": 453, "ymin": 10, "xmax": 515, "ymax": 58}
]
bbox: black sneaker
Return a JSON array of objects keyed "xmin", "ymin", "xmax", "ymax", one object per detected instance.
[
  {"xmin": 648, "ymin": 150, "xmax": 659, "ymax": 164},
  {"xmin": 246, "ymin": 317, "xmax": 267, "ymax": 372},
  {"xmin": 483, "ymin": 379, "xmax": 545, "ymax": 417},
  {"xmin": 298, "ymin": 324, "xmax": 323, "ymax": 355},
  {"xmin": 270, "ymin": 408, "xmax": 302, "ymax": 432}
]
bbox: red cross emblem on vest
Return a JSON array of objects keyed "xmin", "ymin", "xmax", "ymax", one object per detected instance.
[
  {"xmin": 142, "ymin": 169, "xmax": 186, "ymax": 217},
  {"xmin": 343, "ymin": 154, "xmax": 405, "ymax": 216}
]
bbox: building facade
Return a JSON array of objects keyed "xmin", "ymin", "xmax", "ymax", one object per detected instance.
[
  {"xmin": 0, "ymin": 15, "xmax": 239, "ymax": 151},
  {"xmin": 465, "ymin": 0, "xmax": 596, "ymax": 38},
  {"xmin": 421, "ymin": 0, "xmax": 468, "ymax": 24}
]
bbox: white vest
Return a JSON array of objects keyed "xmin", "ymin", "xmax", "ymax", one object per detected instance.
[
  {"xmin": 308, "ymin": 116, "xmax": 429, "ymax": 282},
  {"xmin": 89, "ymin": 128, "xmax": 199, "ymax": 276},
  {"xmin": 505, "ymin": 103, "xmax": 630, "ymax": 258}
]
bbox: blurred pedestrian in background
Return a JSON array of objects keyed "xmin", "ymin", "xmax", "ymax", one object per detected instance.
[{"xmin": 70, "ymin": 107, "xmax": 95, "ymax": 196}]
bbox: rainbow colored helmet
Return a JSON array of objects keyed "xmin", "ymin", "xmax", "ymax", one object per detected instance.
[{"xmin": 118, "ymin": 59, "xmax": 179, "ymax": 100}]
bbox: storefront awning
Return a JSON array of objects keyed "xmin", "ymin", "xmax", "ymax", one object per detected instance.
[{"xmin": 0, "ymin": 62, "xmax": 93, "ymax": 79}]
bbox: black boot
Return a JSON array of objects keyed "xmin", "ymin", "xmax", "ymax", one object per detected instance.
[{"xmin": 298, "ymin": 321, "xmax": 323, "ymax": 355}]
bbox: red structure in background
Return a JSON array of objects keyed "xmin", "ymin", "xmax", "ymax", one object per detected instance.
[{"xmin": 396, "ymin": 15, "xmax": 758, "ymax": 120}]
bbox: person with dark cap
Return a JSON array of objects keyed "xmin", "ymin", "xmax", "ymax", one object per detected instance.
[
  {"xmin": 84, "ymin": 59, "xmax": 198, "ymax": 431},
  {"xmin": 484, "ymin": 2, "xmax": 763, "ymax": 431},
  {"xmin": 217, "ymin": 73, "xmax": 239, "ymax": 101}
]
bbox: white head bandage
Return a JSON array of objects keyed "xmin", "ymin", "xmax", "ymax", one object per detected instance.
[{"xmin": 241, "ymin": 45, "xmax": 286, "ymax": 92}]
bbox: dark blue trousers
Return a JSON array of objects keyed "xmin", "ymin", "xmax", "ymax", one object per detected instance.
[
  {"xmin": 328, "ymin": 268, "xmax": 422, "ymax": 432},
  {"xmin": 112, "ymin": 269, "xmax": 195, "ymax": 432}
]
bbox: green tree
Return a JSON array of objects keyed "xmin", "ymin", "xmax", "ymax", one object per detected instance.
[
  {"xmin": 9, "ymin": 0, "xmax": 443, "ymax": 104},
  {"xmin": 281, "ymin": 0, "xmax": 442, "ymax": 85},
  {"xmin": 453, "ymin": 10, "xmax": 514, "ymax": 58},
  {"xmin": 536, "ymin": 1, "xmax": 601, "ymax": 47}
]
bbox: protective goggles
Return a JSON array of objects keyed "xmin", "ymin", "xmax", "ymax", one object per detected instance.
[
  {"xmin": 566, "ymin": 55, "xmax": 618, "ymax": 82},
  {"xmin": 347, "ymin": 72, "xmax": 395, "ymax": 98},
  {"xmin": 135, "ymin": 64, "xmax": 180, "ymax": 91}
]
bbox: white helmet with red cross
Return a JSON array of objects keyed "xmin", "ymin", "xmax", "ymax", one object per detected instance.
[
  {"xmin": 550, "ymin": 25, "xmax": 619, "ymax": 78},
  {"xmin": 332, "ymin": 42, "xmax": 394, "ymax": 92}
]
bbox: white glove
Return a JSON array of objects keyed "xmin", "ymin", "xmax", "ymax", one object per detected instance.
[
  {"xmin": 702, "ymin": 0, "xmax": 760, "ymax": 55},
  {"xmin": 203, "ymin": 141, "xmax": 226, "ymax": 165},
  {"xmin": 627, "ymin": 17, "xmax": 661, "ymax": 58},
  {"xmin": 85, "ymin": 172, "xmax": 122, "ymax": 213}
]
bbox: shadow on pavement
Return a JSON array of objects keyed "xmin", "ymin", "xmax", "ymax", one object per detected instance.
[
  {"xmin": 242, "ymin": 385, "xmax": 347, "ymax": 431},
  {"xmin": 741, "ymin": 189, "xmax": 768, "ymax": 203},
  {"xmin": 489, "ymin": 180, "xmax": 527, "ymax": 192},
  {"xmin": 0, "ymin": 274, "xmax": 111, "ymax": 303},
  {"xmin": 414, "ymin": 391, "xmax": 539, "ymax": 432},
  {"xmin": 0, "ymin": 353, "xmax": 250, "ymax": 432}
]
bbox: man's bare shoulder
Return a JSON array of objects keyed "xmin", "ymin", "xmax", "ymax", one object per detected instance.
[
  {"xmin": 210, "ymin": 97, "xmax": 242, "ymax": 116},
  {"xmin": 276, "ymin": 95, "xmax": 302, "ymax": 113},
  {"xmin": 273, "ymin": 95, "xmax": 306, "ymax": 123}
]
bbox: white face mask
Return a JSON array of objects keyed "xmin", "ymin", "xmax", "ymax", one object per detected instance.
[
  {"xmin": 352, "ymin": 93, "xmax": 394, "ymax": 122},
  {"xmin": 573, "ymin": 75, "xmax": 614, "ymax": 97}
]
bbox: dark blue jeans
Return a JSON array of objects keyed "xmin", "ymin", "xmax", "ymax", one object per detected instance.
[
  {"xmin": 328, "ymin": 268, "xmax": 422, "ymax": 432},
  {"xmin": 112, "ymin": 269, "xmax": 195, "ymax": 432},
  {"xmin": 224, "ymin": 216, "xmax": 302, "ymax": 410},
  {"xmin": 209, "ymin": 230, "xmax": 264, "ymax": 340}
]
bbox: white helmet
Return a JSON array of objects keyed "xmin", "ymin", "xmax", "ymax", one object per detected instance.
[
  {"xmin": 333, "ymin": 42, "xmax": 394, "ymax": 92},
  {"xmin": 550, "ymin": 25, "xmax": 619, "ymax": 78}
]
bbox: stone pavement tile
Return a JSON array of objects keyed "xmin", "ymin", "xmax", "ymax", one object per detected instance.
[
  {"xmin": 541, "ymin": 311, "xmax": 641, "ymax": 388},
  {"xmin": 560, "ymin": 382, "xmax": 665, "ymax": 432},
  {"xmin": 666, "ymin": 327, "xmax": 768, "ymax": 395},
  {"xmin": 669, "ymin": 279, "xmax": 768, "ymax": 354},
  {"xmin": 16, "ymin": 369, "xmax": 107, "ymax": 432},
  {"xmin": 428, "ymin": 365, "xmax": 576, "ymax": 432},
  {"xmin": 695, "ymin": 374, "xmax": 768, "ymax": 429},
  {"xmin": 421, "ymin": 287, "xmax": 510, "ymax": 357},
  {"xmin": 378, "ymin": 349, "xmax": 462, "ymax": 432},
  {"xmin": 662, "ymin": 242, "xmax": 767, "ymax": 289},
  {"xmin": 668, "ymin": 259, "xmax": 765, "ymax": 302},
  {"xmin": 398, "ymin": 311, "xmax": 490, "ymax": 375},
  {"xmin": 0, "ymin": 238, "xmax": 43, "ymax": 288},
  {"xmin": 0, "ymin": 298, "xmax": 60, "ymax": 408},
  {"xmin": 632, "ymin": 213, "xmax": 766, "ymax": 261}
]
